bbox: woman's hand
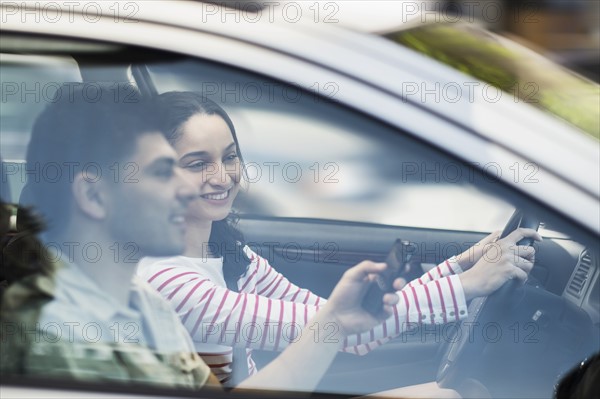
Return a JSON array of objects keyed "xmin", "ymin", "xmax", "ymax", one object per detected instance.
[
  {"xmin": 459, "ymin": 228, "xmax": 542, "ymax": 300},
  {"xmin": 322, "ymin": 261, "xmax": 405, "ymax": 337},
  {"xmin": 455, "ymin": 230, "xmax": 501, "ymax": 271}
]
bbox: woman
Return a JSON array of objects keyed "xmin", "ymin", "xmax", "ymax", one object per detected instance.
[{"xmin": 137, "ymin": 91, "xmax": 539, "ymax": 385}]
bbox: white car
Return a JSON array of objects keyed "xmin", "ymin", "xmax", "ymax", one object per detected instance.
[{"xmin": 1, "ymin": 1, "xmax": 599, "ymax": 398}]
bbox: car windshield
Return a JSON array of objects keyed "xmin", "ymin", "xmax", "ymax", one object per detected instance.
[{"xmin": 386, "ymin": 22, "xmax": 600, "ymax": 139}]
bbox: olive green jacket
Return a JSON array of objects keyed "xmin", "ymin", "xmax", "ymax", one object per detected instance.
[{"xmin": 0, "ymin": 261, "xmax": 212, "ymax": 389}]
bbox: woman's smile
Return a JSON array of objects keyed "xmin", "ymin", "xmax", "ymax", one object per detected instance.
[{"xmin": 200, "ymin": 189, "xmax": 231, "ymax": 202}]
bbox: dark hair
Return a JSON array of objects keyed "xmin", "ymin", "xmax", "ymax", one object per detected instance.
[
  {"xmin": 25, "ymin": 83, "xmax": 159, "ymax": 236},
  {"xmin": 155, "ymin": 91, "xmax": 249, "ymax": 290}
]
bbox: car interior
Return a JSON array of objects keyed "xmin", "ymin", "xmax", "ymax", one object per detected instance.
[{"xmin": 1, "ymin": 33, "xmax": 599, "ymax": 399}]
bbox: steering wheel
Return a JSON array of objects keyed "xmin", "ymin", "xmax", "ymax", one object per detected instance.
[{"xmin": 436, "ymin": 209, "xmax": 540, "ymax": 392}]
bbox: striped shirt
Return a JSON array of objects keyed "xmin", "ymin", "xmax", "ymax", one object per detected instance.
[{"xmin": 137, "ymin": 246, "xmax": 467, "ymax": 383}]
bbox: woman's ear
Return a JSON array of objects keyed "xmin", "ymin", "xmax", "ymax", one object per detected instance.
[{"xmin": 71, "ymin": 173, "xmax": 106, "ymax": 220}]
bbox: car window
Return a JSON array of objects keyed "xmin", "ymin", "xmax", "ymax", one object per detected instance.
[
  {"xmin": 148, "ymin": 60, "xmax": 514, "ymax": 232},
  {"xmin": 1, "ymin": 51, "xmax": 515, "ymax": 233},
  {"xmin": 0, "ymin": 53, "xmax": 81, "ymax": 202}
]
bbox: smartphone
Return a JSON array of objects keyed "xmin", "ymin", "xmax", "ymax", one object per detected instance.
[{"xmin": 362, "ymin": 239, "xmax": 415, "ymax": 315}]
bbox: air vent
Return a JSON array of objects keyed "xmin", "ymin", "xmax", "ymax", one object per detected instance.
[{"xmin": 567, "ymin": 251, "xmax": 593, "ymax": 298}]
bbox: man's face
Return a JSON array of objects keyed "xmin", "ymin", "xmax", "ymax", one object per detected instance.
[{"xmin": 103, "ymin": 132, "xmax": 196, "ymax": 258}]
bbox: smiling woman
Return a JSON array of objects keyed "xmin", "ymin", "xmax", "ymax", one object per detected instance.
[{"xmin": 154, "ymin": 92, "xmax": 249, "ymax": 287}]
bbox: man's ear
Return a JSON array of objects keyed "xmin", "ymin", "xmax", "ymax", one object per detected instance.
[{"xmin": 72, "ymin": 173, "xmax": 107, "ymax": 220}]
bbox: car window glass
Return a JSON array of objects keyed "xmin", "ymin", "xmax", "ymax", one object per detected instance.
[
  {"xmin": 1, "ymin": 54, "xmax": 80, "ymax": 202},
  {"xmin": 148, "ymin": 59, "xmax": 514, "ymax": 232}
]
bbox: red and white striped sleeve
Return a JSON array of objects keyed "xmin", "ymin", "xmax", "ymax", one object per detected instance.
[
  {"xmin": 139, "ymin": 255, "xmax": 467, "ymax": 356},
  {"xmin": 405, "ymin": 256, "xmax": 464, "ymax": 287},
  {"xmin": 141, "ymin": 259, "xmax": 321, "ymax": 352},
  {"xmin": 339, "ymin": 256, "xmax": 468, "ymax": 354},
  {"xmin": 240, "ymin": 247, "xmax": 323, "ymax": 307}
]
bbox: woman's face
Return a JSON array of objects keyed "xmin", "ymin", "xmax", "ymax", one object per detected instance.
[{"xmin": 172, "ymin": 113, "xmax": 241, "ymax": 224}]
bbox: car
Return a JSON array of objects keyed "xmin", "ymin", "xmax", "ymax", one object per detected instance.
[{"xmin": 1, "ymin": 1, "xmax": 599, "ymax": 398}]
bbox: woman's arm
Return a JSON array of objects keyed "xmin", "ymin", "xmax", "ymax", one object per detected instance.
[
  {"xmin": 139, "ymin": 229, "xmax": 537, "ymax": 356},
  {"xmin": 140, "ymin": 259, "xmax": 320, "ymax": 351},
  {"xmin": 341, "ymin": 272, "xmax": 467, "ymax": 355},
  {"xmin": 139, "ymin": 257, "xmax": 467, "ymax": 356},
  {"xmin": 241, "ymin": 247, "xmax": 323, "ymax": 307},
  {"xmin": 402, "ymin": 231, "xmax": 503, "ymax": 288},
  {"xmin": 243, "ymin": 248, "xmax": 469, "ymax": 355}
]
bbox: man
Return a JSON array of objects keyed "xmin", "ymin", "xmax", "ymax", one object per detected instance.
[
  {"xmin": 0, "ymin": 83, "xmax": 403, "ymax": 393},
  {"xmin": 1, "ymin": 83, "xmax": 216, "ymax": 387}
]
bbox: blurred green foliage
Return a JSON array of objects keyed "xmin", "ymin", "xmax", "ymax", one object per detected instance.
[{"xmin": 388, "ymin": 24, "xmax": 600, "ymax": 140}]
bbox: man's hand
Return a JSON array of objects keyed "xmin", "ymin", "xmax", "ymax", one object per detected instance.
[
  {"xmin": 322, "ymin": 261, "xmax": 405, "ymax": 337},
  {"xmin": 459, "ymin": 228, "xmax": 542, "ymax": 300},
  {"xmin": 241, "ymin": 263, "xmax": 406, "ymax": 391}
]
